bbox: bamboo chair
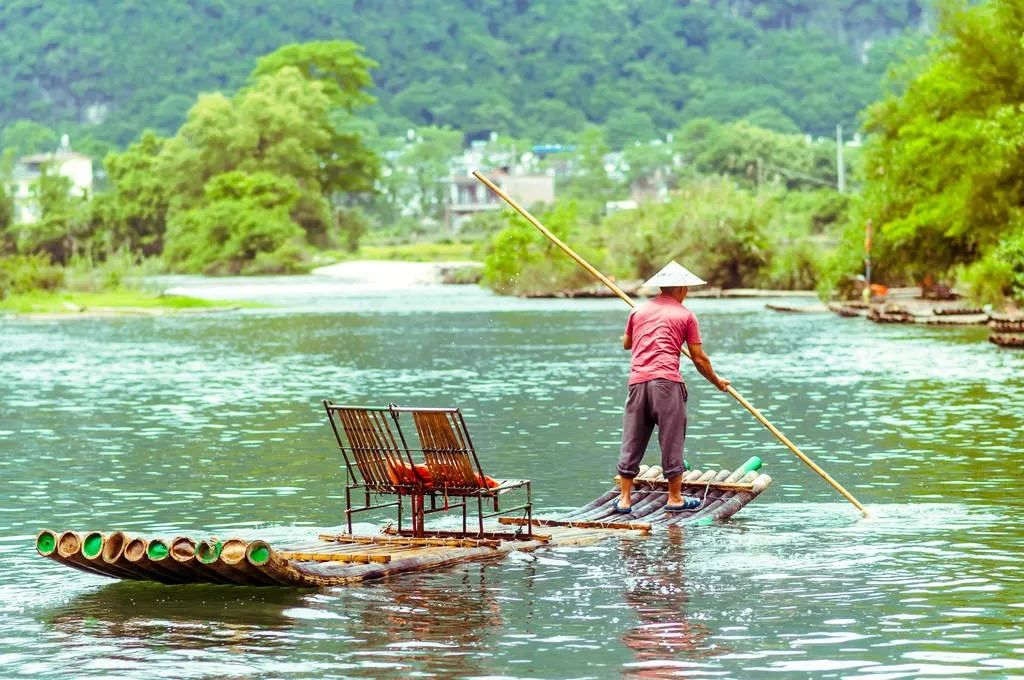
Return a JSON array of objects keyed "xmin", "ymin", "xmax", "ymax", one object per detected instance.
[
  {"xmin": 394, "ymin": 406, "xmax": 532, "ymax": 538},
  {"xmin": 323, "ymin": 401, "xmax": 430, "ymax": 535}
]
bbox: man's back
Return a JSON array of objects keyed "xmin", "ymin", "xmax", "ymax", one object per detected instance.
[{"xmin": 626, "ymin": 294, "xmax": 701, "ymax": 385}]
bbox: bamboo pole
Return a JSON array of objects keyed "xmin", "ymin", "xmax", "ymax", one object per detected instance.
[{"xmin": 473, "ymin": 170, "xmax": 869, "ymax": 517}]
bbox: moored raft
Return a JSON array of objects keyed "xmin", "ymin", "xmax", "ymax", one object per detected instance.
[
  {"xmin": 989, "ymin": 314, "xmax": 1024, "ymax": 348},
  {"xmin": 36, "ymin": 459, "xmax": 771, "ymax": 588}
]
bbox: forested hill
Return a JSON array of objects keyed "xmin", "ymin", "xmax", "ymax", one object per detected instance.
[{"xmin": 0, "ymin": 0, "xmax": 927, "ymax": 149}]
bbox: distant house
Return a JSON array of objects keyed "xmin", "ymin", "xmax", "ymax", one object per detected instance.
[
  {"xmin": 442, "ymin": 170, "xmax": 555, "ymax": 231},
  {"xmin": 9, "ymin": 137, "xmax": 93, "ymax": 224}
]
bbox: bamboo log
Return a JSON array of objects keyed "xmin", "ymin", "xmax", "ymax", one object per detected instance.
[
  {"xmin": 122, "ymin": 537, "xmax": 189, "ymax": 584},
  {"xmin": 53, "ymin": 531, "xmax": 120, "ymax": 580},
  {"xmin": 244, "ymin": 541, "xmax": 308, "ymax": 586},
  {"xmin": 100, "ymin": 531, "xmax": 158, "ymax": 581},
  {"xmin": 78, "ymin": 531, "xmax": 141, "ymax": 580},
  {"xmin": 36, "ymin": 529, "xmax": 58, "ymax": 557},
  {"xmin": 216, "ymin": 538, "xmax": 283, "ymax": 586},
  {"xmin": 194, "ymin": 538, "xmax": 255, "ymax": 585},
  {"xmin": 168, "ymin": 536, "xmax": 234, "ymax": 585}
]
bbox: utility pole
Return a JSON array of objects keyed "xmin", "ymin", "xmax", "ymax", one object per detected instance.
[{"xmin": 836, "ymin": 124, "xmax": 846, "ymax": 194}]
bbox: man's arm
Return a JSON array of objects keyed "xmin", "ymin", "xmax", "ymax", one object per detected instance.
[
  {"xmin": 622, "ymin": 332, "xmax": 632, "ymax": 350},
  {"xmin": 687, "ymin": 342, "xmax": 730, "ymax": 391}
]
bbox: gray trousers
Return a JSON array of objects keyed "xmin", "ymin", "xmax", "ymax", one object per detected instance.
[{"xmin": 617, "ymin": 378, "xmax": 688, "ymax": 480}]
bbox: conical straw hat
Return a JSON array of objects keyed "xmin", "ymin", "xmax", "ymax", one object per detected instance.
[{"xmin": 643, "ymin": 261, "xmax": 707, "ymax": 287}]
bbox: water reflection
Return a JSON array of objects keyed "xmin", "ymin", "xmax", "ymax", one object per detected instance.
[
  {"xmin": 38, "ymin": 583, "xmax": 307, "ymax": 677},
  {"xmin": 338, "ymin": 568, "xmax": 505, "ymax": 677},
  {"xmin": 620, "ymin": 531, "xmax": 718, "ymax": 678}
]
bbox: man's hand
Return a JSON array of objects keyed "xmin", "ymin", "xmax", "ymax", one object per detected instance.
[{"xmin": 687, "ymin": 342, "xmax": 729, "ymax": 392}]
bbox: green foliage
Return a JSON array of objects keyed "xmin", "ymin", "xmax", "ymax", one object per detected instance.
[
  {"xmin": 163, "ymin": 171, "xmax": 304, "ymax": 275},
  {"xmin": 92, "ymin": 132, "xmax": 169, "ymax": 255},
  {"xmin": 0, "ymin": 253, "xmax": 63, "ymax": 299},
  {"xmin": 482, "ymin": 203, "xmax": 600, "ymax": 295},
  {"xmin": 378, "ymin": 126, "xmax": 464, "ymax": 223},
  {"xmin": 0, "ymin": 2, "xmax": 925, "ymax": 146},
  {"xmin": 859, "ymin": 0, "xmax": 1024, "ymax": 289},
  {"xmin": 9, "ymin": 168, "xmax": 90, "ymax": 264},
  {"xmin": 957, "ymin": 227, "xmax": 1024, "ymax": 305},
  {"xmin": 1, "ymin": 120, "xmax": 58, "ymax": 156},
  {"xmin": 0, "ymin": 181, "xmax": 12, "ymax": 231},
  {"xmin": 251, "ymin": 40, "xmax": 376, "ymax": 112},
  {"xmin": 557, "ymin": 126, "xmax": 620, "ymax": 207},
  {"xmin": 483, "ymin": 176, "xmax": 850, "ymax": 295},
  {"xmin": 675, "ymin": 119, "xmax": 846, "ymax": 190},
  {"xmin": 604, "ymin": 178, "xmax": 771, "ymax": 288}
]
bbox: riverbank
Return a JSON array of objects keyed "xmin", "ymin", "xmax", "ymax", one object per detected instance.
[{"xmin": 0, "ymin": 289, "xmax": 249, "ymax": 319}]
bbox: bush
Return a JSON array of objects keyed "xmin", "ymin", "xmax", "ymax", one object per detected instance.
[
  {"xmin": 0, "ymin": 254, "xmax": 64, "ymax": 299},
  {"xmin": 957, "ymin": 227, "xmax": 1024, "ymax": 306},
  {"xmin": 163, "ymin": 171, "xmax": 303, "ymax": 274},
  {"xmin": 241, "ymin": 242, "xmax": 309, "ymax": 275}
]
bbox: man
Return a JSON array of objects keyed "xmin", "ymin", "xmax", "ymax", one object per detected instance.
[{"xmin": 615, "ymin": 261, "xmax": 730, "ymax": 513}]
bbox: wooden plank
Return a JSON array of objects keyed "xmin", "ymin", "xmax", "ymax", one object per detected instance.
[
  {"xmin": 317, "ymin": 532, "xmax": 501, "ymax": 549},
  {"xmin": 632, "ymin": 479, "xmax": 756, "ymax": 492},
  {"xmin": 382, "ymin": 527, "xmax": 552, "ymax": 543},
  {"xmin": 277, "ymin": 550, "xmax": 392, "ymax": 564},
  {"xmin": 498, "ymin": 517, "xmax": 651, "ymax": 532}
]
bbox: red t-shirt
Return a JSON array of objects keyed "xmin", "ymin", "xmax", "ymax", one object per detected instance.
[{"xmin": 625, "ymin": 294, "xmax": 702, "ymax": 385}]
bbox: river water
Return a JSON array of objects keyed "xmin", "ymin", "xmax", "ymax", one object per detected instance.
[{"xmin": 1, "ymin": 277, "xmax": 1022, "ymax": 679}]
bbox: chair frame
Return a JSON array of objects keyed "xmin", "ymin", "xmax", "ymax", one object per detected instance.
[
  {"xmin": 394, "ymin": 406, "xmax": 532, "ymax": 538},
  {"xmin": 324, "ymin": 401, "xmax": 532, "ymax": 538}
]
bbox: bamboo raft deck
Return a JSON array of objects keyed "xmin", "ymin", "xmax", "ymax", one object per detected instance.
[{"xmin": 36, "ymin": 463, "xmax": 772, "ymax": 588}]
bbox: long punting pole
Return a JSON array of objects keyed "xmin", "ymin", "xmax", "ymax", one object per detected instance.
[{"xmin": 473, "ymin": 170, "xmax": 869, "ymax": 517}]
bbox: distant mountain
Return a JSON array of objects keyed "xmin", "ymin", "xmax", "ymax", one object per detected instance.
[{"xmin": 0, "ymin": 0, "xmax": 927, "ymax": 148}]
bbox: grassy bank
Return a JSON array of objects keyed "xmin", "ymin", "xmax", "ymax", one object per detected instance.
[{"xmin": 0, "ymin": 289, "xmax": 248, "ymax": 315}]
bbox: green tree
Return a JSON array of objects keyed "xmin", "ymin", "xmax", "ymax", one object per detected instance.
[
  {"xmin": 859, "ymin": 0, "xmax": 1024, "ymax": 295},
  {"xmin": 163, "ymin": 171, "xmax": 303, "ymax": 275},
  {"xmin": 11, "ymin": 168, "xmax": 89, "ymax": 263},
  {"xmin": 156, "ymin": 53, "xmax": 379, "ymax": 261},
  {"xmin": 558, "ymin": 125, "xmax": 618, "ymax": 205},
  {"xmin": 395, "ymin": 126, "xmax": 464, "ymax": 222},
  {"xmin": 1, "ymin": 120, "xmax": 58, "ymax": 156},
  {"xmin": 251, "ymin": 40, "xmax": 376, "ymax": 112},
  {"xmin": 91, "ymin": 131, "xmax": 169, "ymax": 256}
]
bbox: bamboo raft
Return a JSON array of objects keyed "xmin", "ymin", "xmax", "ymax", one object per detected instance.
[
  {"xmin": 35, "ymin": 460, "xmax": 772, "ymax": 588},
  {"xmin": 989, "ymin": 314, "xmax": 1024, "ymax": 348}
]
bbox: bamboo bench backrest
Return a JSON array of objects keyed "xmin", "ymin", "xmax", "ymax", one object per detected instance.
[
  {"xmin": 324, "ymin": 402, "xmax": 415, "ymax": 493},
  {"xmin": 406, "ymin": 408, "xmax": 486, "ymax": 490}
]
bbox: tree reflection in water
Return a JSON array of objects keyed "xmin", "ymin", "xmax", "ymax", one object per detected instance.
[{"xmin": 620, "ymin": 530, "xmax": 724, "ymax": 678}]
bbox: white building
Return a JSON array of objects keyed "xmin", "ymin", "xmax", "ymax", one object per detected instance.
[
  {"xmin": 9, "ymin": 136, "xmax": 93, "ymax": 224},
  {"xmin": 442, "ymin": 170, "xmax": 555, "ymax": 232}
]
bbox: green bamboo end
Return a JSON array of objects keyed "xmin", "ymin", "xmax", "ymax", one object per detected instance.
[
  {"xmin": 196, "ymin": 540, "xmax": 222, "ymax": 564},
  {"xmin": 147, "ymin": 539, "xmax": 169, "ymax": 560},
  {"xmin": 246, "ymin": 541, "xmax": 272, "ymax": 566},
  {"xmin": 36, "ymin": 530, "xmax": 57, "ymax": 556},
  {"xmin": 739, "ymin": 456, "xmax": 763, "ymax": 474},
  {"xmin": 81, "ymin": 532, "xmax": 104, "ymax": 559}
]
